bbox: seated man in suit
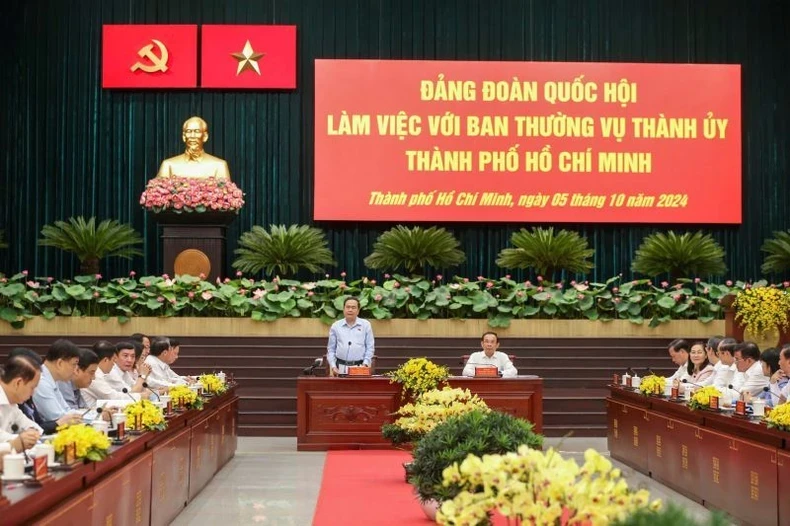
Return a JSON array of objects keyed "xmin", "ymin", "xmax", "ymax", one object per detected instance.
[
  {"xmin": 0, "ymin": 353, "xmax": 44, "ymax": 451},
  {"xmin": 462, "ymin": 331, "xmax": 518, "ymax": 378}
]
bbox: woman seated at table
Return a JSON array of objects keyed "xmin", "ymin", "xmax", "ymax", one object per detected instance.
[{"xmin": 679, "ymin": 342, "xmax": 715, "ymax": 393}]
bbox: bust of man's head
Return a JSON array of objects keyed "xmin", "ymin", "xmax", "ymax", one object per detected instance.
[{"xmin": 182, "ymin": 116, "xmax": 209, "ymax": 159}]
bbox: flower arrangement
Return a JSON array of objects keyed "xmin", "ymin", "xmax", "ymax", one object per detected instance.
[
  {"xmin": 638, "ymin": 375, "xmax": 666, "ymax": 396},
  {"xmin": 734, "ymin": 286, "xmax": 790, "ymax": 338},
  {"xmin": 124, "ymin": 399, "xmax": 168, "ymax": 431},
  {"xmin": 199, "ymin": 373, "xmax": 227, "ymax": 395},
  {"xmin": 169, "ymin": 384, "xmax": 203, "ymax": 410},
  {"xmin": 764, "ymin": 402, "xmax": 790, "ymax": 431},
  {"xmin": 687, "ymin": 386, "xmax": 723, "ymax": 411},
  {"xmin": 52, "ymin": 424, "xmax": 112, "ymax": 462},
  {"xmin": 139, "ymin": 176, "xmax": 245, "ymax": 214},
  {"xmin": 386, "ymin": 357, "xmax": 450, "ymax": 398},
  {"xmin": 436, "ymin": 446, "xmax": 661, "ymax": 526},
  {"xmin": 382, "ymin": 387, "xmax": 489, "ymax": 446}
]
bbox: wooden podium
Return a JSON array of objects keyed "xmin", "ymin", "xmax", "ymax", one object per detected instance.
[{"xmin": 155, "ymin": 212, "xmax": 236, "ymax": 282}]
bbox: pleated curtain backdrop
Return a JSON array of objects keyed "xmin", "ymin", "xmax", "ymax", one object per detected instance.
[{"xmin": 0, "ymin": 0, "xmax": 788, "ymax": 282}]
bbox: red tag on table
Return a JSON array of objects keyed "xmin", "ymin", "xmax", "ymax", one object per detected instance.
[{"xmin": 33, "ymin": 455, "xmax": 48, "ymax": 480}]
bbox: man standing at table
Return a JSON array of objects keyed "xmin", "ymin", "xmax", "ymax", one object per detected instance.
[
  {"xmin": 327, "ymin": 297, "xmax": 375, "ymax": 376},
  {"xmin": 462, "ymin": 332, "xmax": 518, "ymax": 378}
]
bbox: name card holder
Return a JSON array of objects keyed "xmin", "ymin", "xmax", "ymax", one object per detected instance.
[
  {"xmin": 25, "ymin": 455, "xmax": 53, "ymax": 487},
  {"xmin": 347, "ymin": 366, "xmax": 371, "ymax": 377},
  {"xmin": 474, "ymin": 367, "xmax": 499, "ymax": 378}
]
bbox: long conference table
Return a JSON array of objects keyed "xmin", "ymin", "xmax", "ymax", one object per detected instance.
[
  {"xmin": 607, "ymin": 385, "xmax": 790, "ymax": 526},
  {"xmin": 0, "ymin": 386, "xmax": 239, "ymax": 525},
  {"xmin": 297, "ymin": 376, "xmax": 543, "ymax": 451}
]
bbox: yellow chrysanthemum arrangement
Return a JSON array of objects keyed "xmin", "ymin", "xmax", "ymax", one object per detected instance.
[
  {"xmin": 765, "ymin": 402, "xmax": 790, "ymax": 431},
  {"xmin": 124, "ymin": 399, "xmax": 168, "ymax": 431},
  {"xmin": 638, "ymin": 375, "xmax": 666, "ymax": 397},
  {"xmin": 687, "ymin": 386, "xmax": 723, "ymax": 411},
  {"xmin": 734, "ymin": 286, "xmax": 790, "ymax": 338},
  {"xmin": 387, "ymin": 357, "xmax": 450, "ymax": 398},
  {"xmin": 169, "ymin": 384, "xmax": 203, "ymax": 410},
  {"xmin": 52, "ymin": 424, "xmax": 111, "ymax": 462},
  {"xmin": 436, "ymin": 446, "xmax": 661, "ymax": 525},
  {"xmin": 382, "ymin": 387, "xmax": 489, "ymax": 445},
  {"xmin": 199, "ymin": 373, "xmax": 227, "ymax": 395}
]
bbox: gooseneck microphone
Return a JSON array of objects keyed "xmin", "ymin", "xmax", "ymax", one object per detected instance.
[
  {"xmin": 142, "ymin": 382, "xmax": 160, "ymax": 401},
  {"xmin": 727, "ymin": 384, "xmax": 745, "ymax": 401},
  {"xmin": 11, "ymin": 424, "xmax": 31, "ymax": 460},
  {"xmin": 302, "ymin": 358, "xmax": 323, "ymax": 376},
  {"xmin": 121, "ymin": 387, "xmax": 138, "ymax": 403}
]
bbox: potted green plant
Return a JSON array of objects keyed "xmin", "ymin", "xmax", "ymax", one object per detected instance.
[
  {"xmin": 232, "ymin": 224, "xmax": 336, "ymax": 277},
  {"xmin": 409, "ymin": 409, "xmax": 543, "ymax": 520},
  {"xmin": 496, "ymin": 227, "xmax": 594, "ymax": 280},
  {"xmin": 364, "ymin": 225, "xmax": 465, "ymax": 275}
]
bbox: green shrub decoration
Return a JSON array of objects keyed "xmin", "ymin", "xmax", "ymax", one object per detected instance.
[
  {"xmin": 496, "ymin": 227, "xmax": 594, "ymax": 279},
  {"xmin": 232, "ymin": 224, "xmax": 335, "ymax": 277},
  {"xmin": 631, "ymin": 231, "xmax": 726, "ymax": 281},
  {"xmin": 409, "ymin": 409, "xmax": 543, "ymax": 503},
  {"xmin": 38, "ymin": 217, "xmax": 143, "ymax": 275},
  {"xmin": 760, "ymin": 230, "xmax": 790, "ymax": 275},
  {"xmin": 364, "ymin": 225, "xmax": 465, "ymax": 274}
]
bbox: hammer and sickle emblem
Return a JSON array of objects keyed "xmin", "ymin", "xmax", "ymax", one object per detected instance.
[{"xmin": 130, "ymin": 39, "xmax": 169, "ymax": 73}]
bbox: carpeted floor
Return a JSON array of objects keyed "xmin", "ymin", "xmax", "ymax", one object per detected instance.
[{"xmin": 312, "ymin": 450, "xmax": 437, "ymax": 526}]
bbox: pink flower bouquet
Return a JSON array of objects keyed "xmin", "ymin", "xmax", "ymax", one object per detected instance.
[{"xmin": 140, "ymin": 177, "xmax": 245, "ymax": 214}]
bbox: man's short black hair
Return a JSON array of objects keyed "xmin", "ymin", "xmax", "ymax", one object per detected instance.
[
  {"xmin": 93, "ymin": 340, "xmax": 118, "ymax": 362},
  {"xmin": 169, "ymin": 338, "xmax": 180, "ymax": 348},
  {"xmin": 77, "ymin": 348, "xmax": 99, "ymax": 370},
  {"xmin": 719, "ymin": 337, "xmax": 739, "ymax": 355},
  {"xmin": 1, "ymin": 354, "xmax": 41, "ymax": 383},
  {"xmin": 668, "ymin": 339, "xmax": 690, "ymax": 352},
  {"xmin": 45, "ymin": 339, "xmax": 81, "ymax": 362},
  {"xmin": 481, "ymin": 331, "xmax": 499, "ymax": 342},
  {"xmin": 706, "ymin": 336, "xmax": 723, "ymax": 354},
  {"xmin": 735, "ymin": 342, "xmax": 761, "ymax": 362},
  {"xmin": 149, "ymin": 338, "xmax": 171, "ymax": 357}
]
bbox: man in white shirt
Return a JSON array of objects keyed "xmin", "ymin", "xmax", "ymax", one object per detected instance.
[
  {"xmin": 144, "ymin": 338, "xmax": 190, "ymax": 389},
  {"xmin": 710, "ymin": 337, "xmax": 738, "ymax": 392},
  {"xmin": 462, "ymin": 332, "xmax": 518, "ymax": 378},
  {"xmin": 769, "ymin": 345, "xmax": 790, "ymax": 404},
  {"xmin": 722, "ymin": 342, "xmax": 769, "ymax": 401},
  {"xmin": 114, "ymin": 341, "xmax": 151, "ymax": 390},
  {"xmin": 82, "ymin": 341, "xmax": 138, "ymax": 407},
  {"xmin": 327, "ymin": 297, "xmax": 375, "ymax": 376},
  {"xmin": 667, "ymin": 339, "xmax": 691, "ymax": 385},
  {"xmin": 0, "ymin": 354, "xmax": 44, "ymax": 452}
]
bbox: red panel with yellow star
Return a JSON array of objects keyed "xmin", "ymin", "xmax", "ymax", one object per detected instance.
[{"xmin": 200, "ymin": 25, "xmax": 297, "ymax": 89}]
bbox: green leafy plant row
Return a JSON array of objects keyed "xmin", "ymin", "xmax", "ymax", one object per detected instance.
[{"xmin": 0, "ymin": 271, "xmax": 744, "ymax": 329}]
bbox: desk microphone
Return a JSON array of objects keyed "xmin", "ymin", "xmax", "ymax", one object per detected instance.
[
  {"xmin": 681, "ymin": 378, "xmax": 706, "ymax": 389},
  {"xmin": 121, "ymin": 387, "xmax": 138, "ymax": 403},
  {"xmin": 302, "ymin": 358, "xmax": 323, "ymax": 376},
  {"xmin": 645, "ymin": 368, "xmax": 656, "ymax": 376},
  {"xmin": 142, "ymin": 382, "xmax": 160, "ymax": 401},
  {"xmin": 11, "ymin": 424, "xmax": 31, "ymax": 460},
  {"xmin": 727, "ymin": 384, "xmax": 745, "ymax": 401},
  {"xmin": 82, "ymin": 405, "xmax": 103, "ymax": 417}
]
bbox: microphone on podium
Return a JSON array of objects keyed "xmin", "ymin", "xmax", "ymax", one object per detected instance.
[
  {"xmin": 143, "ymin": 382, "xmax": 160, "ymax": 401},
  {"xmin": 727, "ymin": 384, "xmax": 745, "ymax": 401},
  {"xmin": 303, "ymin": 358, "xmax": 324, "ymax": 376},
  {"xmin": 121, "ymin": 387, "xmax": 138, "ymax": 403}
]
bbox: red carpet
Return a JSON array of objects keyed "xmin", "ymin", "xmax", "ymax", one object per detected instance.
[{"xmin": 312, "ymin": 450, "xmax": 434, "ymax": 526}]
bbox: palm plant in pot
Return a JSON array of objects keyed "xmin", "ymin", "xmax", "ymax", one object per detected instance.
[
  {"xmin": 408, "ymin": 409, "xmax": 543, "ymax": 520},
  {"xmin": 38, "ymin": 217, "xmax": 143, "ymax": 275}
]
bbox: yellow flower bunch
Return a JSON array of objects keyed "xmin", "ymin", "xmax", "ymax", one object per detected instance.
[
  {"xmin": 687, "ymin": 386, "xmax": 723, "ymax": 410},
  {"xmin": 386, "ymin": 357, "xmax": 450, "ymax": 397},
  {"xmin": 169, "ymin": 384, "xmax": 203, "ymax": 410},
  {"xmin": 638, "ymin": 375, "xmax": 666, "ymax": 396},
  {"xmin": 394, "ymin": 388, "xmax": 489, "ymax": 435},
  {"xmin": 436, "ymin": 446, "xmax": 661, "ymax": 525},
  {"xmin": 734, "ymin": 286, "xmax": 790, "ymax": 338},
  {"xmin": 124, "ymin": 399, "xmax": 168, "ymax": 431},
  {"xmin": 199, "ymin": 373, "xmax": 227, "ymax": 395},
  {"xmin": 52, "ymin": 423, "xmax": 111, "ymax": 462},
  {"xmin": 765, "ymin": 402, "xmax": 790, "ymax": 431}
]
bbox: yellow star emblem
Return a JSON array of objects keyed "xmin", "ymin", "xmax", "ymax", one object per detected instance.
[{"xmin": 231, "ymin": 40, "xmax": 265, "ymax": 76}]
